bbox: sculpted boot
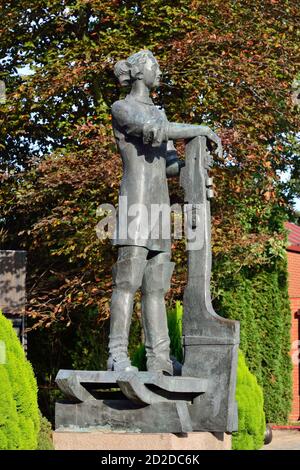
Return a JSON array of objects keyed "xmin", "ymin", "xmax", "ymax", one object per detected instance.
[
  {"xmin": 107, "ymin": 257, "xmax": 147, "ymax": 372},
  {"xmin": 141, "ymin": 260, "xmax": 175, "ymax": 375}
]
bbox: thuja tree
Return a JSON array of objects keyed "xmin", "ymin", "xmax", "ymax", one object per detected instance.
[
  {"xmin": 232, "ymin": 351, "xmax": 265, "ymax": 450},
  {"xmin": 0, "ymin": 312, "xmax": 40, "ymax": 449},
  {"xmin": 0, "ymin": 1, "xmax": 299, "ymax": 420}
]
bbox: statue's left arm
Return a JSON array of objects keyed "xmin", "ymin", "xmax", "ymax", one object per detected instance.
[
  {"xmin": 161, "ymin": 108, "xmax": 221, "ymax": 175},
  {"xmin": 167, "ymin": 122, "xmax": 222, "ymax": 158}
]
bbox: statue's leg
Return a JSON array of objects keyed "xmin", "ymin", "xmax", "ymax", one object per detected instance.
[
  {"xmin": 107, "ymin": 246, "xmax": 147, "ymax": 372},
  {"xmin": 141, "ymin": 252, "xmax": 175, "ymax": 375}
]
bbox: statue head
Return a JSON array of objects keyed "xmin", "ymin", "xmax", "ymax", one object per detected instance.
[{"xmin": 114, "ymin": 50, "xmax": 161, "ymax": 89}]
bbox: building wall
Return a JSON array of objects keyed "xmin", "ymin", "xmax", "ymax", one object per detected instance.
[{"xmin": 287, "ymin": 250, "xmax": 300, "ymax": 421}]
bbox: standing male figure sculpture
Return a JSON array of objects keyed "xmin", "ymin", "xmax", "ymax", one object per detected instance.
[
  {"xmin": 55, "ymin": 49, "xmax": 239, "ymax": 435},
  {"xmin": 108, "ymin": 50, "xmax": 222, "ymax": 375}
]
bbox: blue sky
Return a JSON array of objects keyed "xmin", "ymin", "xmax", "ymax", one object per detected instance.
[{"xmin": 294, "ymin": 199, "xmax": 300, "ymax": 211}]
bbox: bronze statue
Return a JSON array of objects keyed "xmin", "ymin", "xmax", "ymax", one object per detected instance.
[{"xmin": 55, "ymin": 50, "xmax": 239, "ymax": 434}]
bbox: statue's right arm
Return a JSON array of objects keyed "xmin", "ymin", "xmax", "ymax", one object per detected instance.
[
  {"xmin": 111, "ymin": 101, "xmax": 146, "ymax": 137},
  {"xmin": 111, "ymin": 101, "xmax": 167, "ymax": 147}
]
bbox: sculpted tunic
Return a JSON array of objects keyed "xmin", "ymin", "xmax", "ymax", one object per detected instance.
[{"xmin": 112, "ymin": 95, "xmax": 178, "ymax": 253}]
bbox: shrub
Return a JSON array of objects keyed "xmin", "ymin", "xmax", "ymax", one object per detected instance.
[
  {"xmin": 0, "ymin": 310, "xmax": 40, "ymax": 449},
  {"xmin": 166, "ymin": 301, "xmax": 183, "ymax": 363},
  {"xmin": 131, "ymin": 301, "xmax": 183, "ymax": 368},
  {"xmin": 232, "ymin": 351, "xmax": 265, "ymax": 450},
  {"xmin": 131, "ymin": 341, "xmax": 146, "ymax": 370},
  {"xmin": 37, "ymin": 413, "xmax": 54, "ymax": 450}
]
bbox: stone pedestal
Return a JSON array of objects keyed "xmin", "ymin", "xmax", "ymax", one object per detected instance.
[{"xmin": 53, "ymin": 430, "xmax": 231, "ymax": 450}]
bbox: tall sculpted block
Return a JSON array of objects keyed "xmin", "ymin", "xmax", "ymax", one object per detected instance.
[{"xmin": 181, "ymin": 137, "xmax": 239, "ymax": 431}]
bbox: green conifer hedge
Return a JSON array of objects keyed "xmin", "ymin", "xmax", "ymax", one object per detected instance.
[
  {"xmin": 217, "ymin": 261, "xmax": 292, "ymax": 423},
  {"xmin": 0, "ymin": 311, "xmax": 40, "ymax": 450}
]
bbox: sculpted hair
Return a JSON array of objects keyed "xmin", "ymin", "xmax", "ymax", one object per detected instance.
[{"xmin": 114, "ymin": 50, "xmax": 155, "ymax": 86}]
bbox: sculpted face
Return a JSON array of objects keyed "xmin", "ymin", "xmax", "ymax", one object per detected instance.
[{"xmin": 142, "ymin": 56, "xmax": 161, "ymax": 89}]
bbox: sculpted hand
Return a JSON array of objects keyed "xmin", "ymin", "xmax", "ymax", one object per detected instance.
[{"xmin": 205, "ymin": 128, "xmax": 223, "ymax": 158}]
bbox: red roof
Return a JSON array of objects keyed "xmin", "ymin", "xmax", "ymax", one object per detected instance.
[{"xmin": 285, "ymin": 222, "xmax": 300, "ymax": 253}]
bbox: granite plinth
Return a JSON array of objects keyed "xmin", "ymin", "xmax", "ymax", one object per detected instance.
[{"xmin": 53, "ymin": 430, "xmax": 231, "ymax": 450}]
